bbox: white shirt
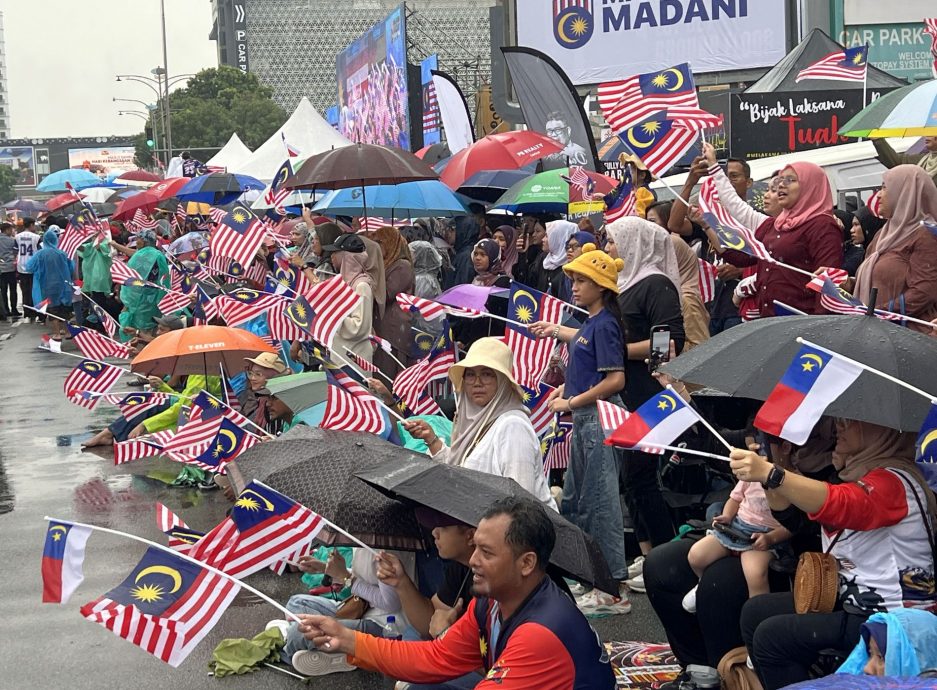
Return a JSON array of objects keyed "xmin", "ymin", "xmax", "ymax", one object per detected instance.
[
  {"xmin": 433, "ymin": 410, "xmax": 558, "ymax": 510},
  {"xmin": 15, "ymin": 231, "xmax": 41, "ymax": 273}
]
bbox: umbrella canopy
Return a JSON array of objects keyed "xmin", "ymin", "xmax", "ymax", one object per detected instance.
[
  {"xmin": 175, "ymin": 172, "xmax": 265, "ymax": 204},
  {"xmin": 229, "ymin": 425, "xmax": 425, "ymax": 551},
  {"xmin": 456, "ymin": 169, "xmax": 533, "ymax": 203},
  {"xmin": 414, "ymin": 142, "xmax": 451, "ymax": 165},
  {"xmin": 131, "ymin": 325, "xmax": 276, "ymax": 377},
  {"xmin": 840, "ymin": 79, "xmax": 937, "ymax": 138},
  {"xmin": 148, "ymin": 177, "xmax": 190, "ymax": 201},
  {"xmin": 312, "ymin": 180, "xmax": 467, "ymax": 218},
  {"xmin": 36, "ymin": 169, "xmax": 101, "ymax": 192},
  {"xmin": 111, "ymin": 190, "xmax": 162, "ymax": 221},
  {"xmin": 284, "ymin": 143, "xmax": 439, "ymax": 190},
  {"xmin": 492, "ymin": 167, "xmax": 619, "ymax": 215},
  {"xmin": 661, "ymin": 315, "xmax": 937, "ymax": 432},
  {"xmin": 439, "ymin": 131, "xmax": 564, "ymax": 190},
  {"xmin": 45, "ymin": 192, "xmax": 85, "ymax": 212},
  {"xmin": 113, "ymin": 169, "xmax": 161, "ymax": 187},
  {"xmin": 356, "ymin": 456, "xmax": 618, "ymax": 594},
  {"xmin": 265, "ymin": 371, "xmax": 328, "ymax": 415},
  {"xmin": 80, "ymin": 187, "xmax": 127, "ymax": 204},
  {"xmin": 3, "ymin": 198, "xmax": 47, "ymax": 214}
]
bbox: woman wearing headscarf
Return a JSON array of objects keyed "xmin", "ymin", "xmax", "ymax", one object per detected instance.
[
  {"xmin": 730, "ymin": 420, "xmax": 936, "ymax": 690},
  {"xmin": 848, "ymin": 206, "xmax": 886, "ymax": 266},
  {"xmin": 288, "ymin": 221, "xmax": 317, "ymax": 266},
  {"xmin": 447, "ymin": 215, "xmax": 481, "ymax": 288},
  {"xmin": 403, "ymin": 337, "xmax": 556, "ymax": 508},
  {"xmin": 370, "ymin": 226, "xmax": 414, "ymax": 373},
  {"xmin": 833, "ymin": 208, "xmax": 861, "ymax": 276},
  {"xmin": 491, "ymin": 225, "xmax": 518, "ymax": 279},
  {"xmin": 116, "ymin": 228, "xmax": 169, "ymax": 340},
  {"xmin": 24, "ymin": 227, "xmax": 74, "ymax": 341},
  {"xmin": 852, "ymin": 165, "xmax": 937, "ymax": 332},
  {"xmin": 720, "ymin": 161, "xmax": 843, "ymax": 317},
  {"xmin": 558, "ymin": 230, "xmax": 595, "ymax": 302},
  {"xmin": 328, "ymin": 234, "xmax": 375, "ymax": 364},
  {"xmin": 470, "ymin": 238, "xmax": 504, "ymax": 287},
  {"xmin": 409, "ymin": 240, "xmax": 443, "ymax": 299},
  {"xmin": 531, "ymin": 220, "xmax": 577, "ymax": 297},
  {"xmin": 606, "ymin": 217, "xmax": 685, "ymax": 560}
]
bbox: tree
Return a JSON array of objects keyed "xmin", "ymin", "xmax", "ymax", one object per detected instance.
[
  {"xmin": 133, "ymin": 66, "xmax": 288, "ymax": 168},
  {"xmin": 0, "ymin": 165, "xmax": 19, "ymax": 203},
  {"xmin": 133, "ymin": 133, "xmax": 153, "ymax": 170}
]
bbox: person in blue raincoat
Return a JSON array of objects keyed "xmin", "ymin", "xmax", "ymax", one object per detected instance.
[
  {"xmin": 24, "ymin": 226, "xmax": 74, "ymax": 341},
  {"xmin": 837, "ymin": 608, "xmax": 937, "ymax": 678}
]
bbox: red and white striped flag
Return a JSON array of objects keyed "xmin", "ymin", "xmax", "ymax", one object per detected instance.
[
  {"xmin": 321, "ymin": 370, "xmax": 389, "ymax": 435},
  {"xmin": 504, "ymin": 285, "xmax": 565, "ymax": 389},
  {"xmin": 285, "ymin": 276, "xmax": 362, "ymax": 349},
  {"xmin": 210, "ymin": 205, "xmax": 266, "ymax": 270},
  {"xmin": 281, "ymin": 132, "xmax": 300, "ymax": 158},
  {"xmin": 266, "ymin": 301, "xmax": 310, "ymax": 341},
  {"xmin": 214, "ymin": 288, "xmax": 287, "ymax": 327},
  {"xmin": 208, "ymin": 207, "xmax": 227, "ymax": 224},
  {"xmin": 106, "ymin": 391, "xmax": 171, "ymax": 423},
  {"xmin": 130, "ymin": 208, "xmax": 159, "ymax": 232},
  {"xmin": 598, "ymin": 62, "xmax": 699, "ymax": 134},
  {"xmin": 396, "ymin": 292, "xmax": 446, "ymax": 320},
  {"xmin": 597, "ymin": 398, "xmax": 631, "ymax": 436},
  {"xmin": 392, "ymin": 325, "xmax": 454, "ymax": 415},
  {"xmin": 698, "ymin": 259, "xmax": 718, "ymax": 304},
  {"xmin": 926, "ymin": 19, "xmax": 937, "ymax": 75},
  {"xmin": 160, "ymin": 392, "xmax": 255, "ymax": 460},
  {"xmin": 156, "ymin": 503, "xmax": 205, "ymax": 553},
  {"xmin": 796, "ymin": 45, "xmax": 869, "ymax": 83},
  {"xmin": 347, "ymin": 350, "xmax": 379, "ymax": 373},
  {"xmin": 866, "ymin": 189, "xmax": 883, "ymax": 218},
  {"xmin": 542, "ymin": 418, "xmax": 573, "ymax": 473},
  {"xmin": 244, "ymin": 259, "xmax": 269, "ymax": 286},
  {"xmin": 59, "ymin": 221, "xmax": 96, "ymax": 260},
  {"xmin": 110, "ymin": 261, "xmax": 142, "ymax": 284},
  {"xmin": 113, "ymin": 430, "xmax": 175, "ymax": 465},
  {"xmin": 358, "ymin": 216, "xmax": 411, "ymax": 232},
  {"xmin": 157, "ymin": 289, "xmax": 193, "ymax": 315},
  {"xmin": 806, "ymin": 267, "xmax": 849, "ymax": 292},
  {"xmin": 64, "ymin": 360, "xmax": 124, "ymax": 410},
  {"xmin": 67, "ymin": 324, "xmax": 131, "ymax": 360}
]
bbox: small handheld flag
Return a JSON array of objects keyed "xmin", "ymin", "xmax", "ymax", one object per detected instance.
[
  {"xmin": 606, "ymin": 391, "xmax": 698, "ymax": 450},
  {"xmin": 42, "ymin": 520, "xmax": 92, "ymax": 603}
]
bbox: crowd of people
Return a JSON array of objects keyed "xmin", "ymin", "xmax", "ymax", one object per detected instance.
[{"xmin": 11, "ymin": 134, "xmax": 937, "ymax": 689}]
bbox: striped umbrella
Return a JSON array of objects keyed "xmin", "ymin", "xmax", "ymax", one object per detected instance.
[{"xmin": 839, "ymin": 79, "xmax": 937, "ymax": 138}]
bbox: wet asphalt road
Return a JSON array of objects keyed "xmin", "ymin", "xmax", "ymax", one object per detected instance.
[{"xmin": 0, "ymin": 318, "xmax": 665, "ymax": 689}]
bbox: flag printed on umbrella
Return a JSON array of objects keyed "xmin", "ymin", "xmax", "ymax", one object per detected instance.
[
  {"xmin": 618, "ymin": 112, "xmax": 699, "ymax": 179},
  {"xmin": 67, "ymin": 324, "xmax": 131, "ymax": 361},
  {"xmin": 284, "ymin": 276, "xmax": 361, "ymax": 348},
  {"xmin": 42, "ymin": 520, "xmax": 92, "ymax": 603},
  {"xmin": 505, "ymin": 284, "xmax": 565, "ymax": 389},
  {"xmin": 215, "ymin": 288, "xmax": 286, "ymax": 327},
  {"xmin": 598, "ymin": 63, "xmax": 698, "ymax": 134},
  {"xmin": 597, "ymin": 398, "xmax": 631, "ymax": 437},
  {"xmin": 322, "ymin": 369, "xmax": 389, "ymax": 435},
  {"xmin": 80, "ymin": 546, "xmax": 240, "ymax": 667},
  {"xmin": 754, "ymin": 344, "xmax": 863, "ymax": 445},
  {"xmin": 606, "ymin": 390, "xmax": 698, "ymax": 450},
  {"xmin": 396, "ymin": 292, "xmax": 446, "ymax": 321},
  {"xmin": 64, "ymin": 359, "xmax": 124, "ymax": 409},
  {"xmin": 796, "ymin": 44, "xmax": 869, "ymax": 83},
  {"xmin": 604, "ymin": 166, "xmax": 636, "ymax": 223},
  {"xmin": 210, "ymin": 205, "xmax": 267, "ymax": 270},
  {"xmin": 156, "ymin": 503, "xmax": 206, "ymax": 553}
]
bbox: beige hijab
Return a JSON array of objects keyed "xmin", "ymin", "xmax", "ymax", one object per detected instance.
[
  {"xmin": 360, "ymin": 235, "xmax": 387, "ymax": 317},
  {"xmin": 606, "ymin": 216, "xmax": 681, "ymax": 294},
  {"xmin": 855, "ymin": 165, "xmax": 937, "ymax": 304},
  {"xmin": 449, "ymin": 373, "xmax": 528, "ymax": 468}
]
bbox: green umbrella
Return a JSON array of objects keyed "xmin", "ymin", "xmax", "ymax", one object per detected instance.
[
  {"xmin": 839, "ymin": 79, "xmax": 937, "ymax": 138},
  {"xmin": 265, "ymin": 371, "xmax": 327, "ymax": 414},
  {"xmin": 491, "ymin": 167, "xmax": 618, "ymax": 215}
]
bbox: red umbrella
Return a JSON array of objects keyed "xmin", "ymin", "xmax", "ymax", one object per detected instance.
[
  {"xmin": 439, "ymin": 131, "xmax": 564, "ymax": 190},
  {"xmin": 111, "ymin": 189, "xmax": 162, "ymax": 221},
  {"xmin": 113, "ymin": 169, "xmax": 161, "ymax": 186},
  {"xmin": 148, "ymin": 176, "xmax": 189, "ymax": 200},
  {"xmin": 46, "ymin": 192, "xmax": 84, "ymax": 212}
]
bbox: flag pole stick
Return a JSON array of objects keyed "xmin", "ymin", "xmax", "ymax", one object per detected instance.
[
  {"xmin": 667, "ymin": 384, "xmax": 734, "ymax": 451},
  {"xmin": 202, "ymin": 389, "xmax": 276, "ymax": 440},
  {"xmin": 79, "ymin": 291, "xmax": 126, "ymax": 336},
  {"xmin": 319, "ymin": 348, "xmax": 407, "ymax": 425},
  {"xmin": 796, "ymin": 337, "xmax": 937, "ymax": 404},
  {"xmin": 344, "ymin": 348, "xmax": 394, "ymax": 386},
  {"xmin": 42, "ymin": 516, "xmax": 301, "ymax": 622},
  {"xmin": 23, "ymin": 304, "xmax": 67, "ymax": 322},
  {"xmin": 626, "ymin": 443, "xmax": 731, "ymax": 462},
  {"xmin": 52, "ymin": 349, "xmax": 144, "ymax": 376}
]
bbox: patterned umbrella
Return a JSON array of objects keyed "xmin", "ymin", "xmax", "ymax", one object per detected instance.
[{"xmin": 839, "ymin": 79, "xmax": 937, "ymax": 138}]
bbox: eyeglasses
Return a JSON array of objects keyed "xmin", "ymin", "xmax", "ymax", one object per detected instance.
[
  {"xmin": 566, "ymin": 242, "xmax": 581, "ymax": 251},
  {"xmin": 776, "ymin": 175, "xmax": 798, "ymax": 187},
  {"xmin": 246, "ymin": 369, "xmax": 266, "ymax": 378},
  {"xmin": 463, "ymin": 369, "xmax": 497, "ymax": 384},
  {"xmin": 545, "ymin": 127, "xmax": 568, "ymax": 137}
]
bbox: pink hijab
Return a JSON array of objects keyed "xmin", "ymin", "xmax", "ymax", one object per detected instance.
[{"xmin": 774, "ymin": 162, "xmax": 834, "ymax": 231}]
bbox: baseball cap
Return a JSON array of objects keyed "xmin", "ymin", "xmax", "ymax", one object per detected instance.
[
  {"xmin": 322, "ymin": 233, "xmax": 365, "ymax": 254},
  {"xmin": 154, "ymin": 314, "xmax": 185, "ymax": 330}
]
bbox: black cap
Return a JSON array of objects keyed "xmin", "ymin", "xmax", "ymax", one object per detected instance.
[{"xmin": 322, "ymin": 233, "xmax": 365, "ymax": 254}]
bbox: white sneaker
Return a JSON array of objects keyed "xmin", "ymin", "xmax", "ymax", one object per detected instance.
[
  {"xmin": 627, "ymin": 556, "xmax": 645, "ymax": 579},
  {"xmin": 682, "ymin": 585, "xmax": 698, "ymax": 613},
  {"xmin": 625, "ymin": 572, "xmax": 645, "ymax": 593},
  {"xmin": 264, "ymin": 619, "xmax": 290, "ymax": 639},
  {"xmin": 567, "ymin": 580, "xmax": 587, "ymax": 596},
  {"xmin": 291, "ymin": 649, "xmax": 356, "ymax": 676},
  {"xmin": 577, "ymin": 586, "xmax": 632, "ymax": 617}
]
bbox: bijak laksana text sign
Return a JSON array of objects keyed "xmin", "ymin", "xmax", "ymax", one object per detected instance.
[{"xmin": 516, "ymin": 0, "xmax": 789, "ymax": 85}]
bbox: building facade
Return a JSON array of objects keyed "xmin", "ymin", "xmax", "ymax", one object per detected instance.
[{"xmin": 0, "ymin": 12, "xmax": 10, "ymax": 139}]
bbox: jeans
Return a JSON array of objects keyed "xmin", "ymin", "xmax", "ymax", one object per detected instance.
[
  {"xmin": 407, "ymin": 673, "xmax": 485, "ymax": 689},
  {"xmin": 621, "ymin": 449, "xmax": 675, "ymax": 547},
  {"xmin": 281, "ymin": 594, "xmax": 386, "ymax": 662},
  {"xmin": 108, "ymin": 402, "xmax": 172, "ymax": 442},
  {"xmin": 561, "ymin": 403, "xmax": 626, "ymax": 580},
  {"xmin": 740, "ymin": 592, "xmax": 868, "ymax": 690},
  {"xmin": 0, "ymin": 271, "xmax": 17, "ymax": 316}
]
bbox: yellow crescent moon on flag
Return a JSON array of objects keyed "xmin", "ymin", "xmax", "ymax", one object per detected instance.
[
  {"xmin": 238, "ymin": 489, "xmax": 275, "ymax": 511},
  {"xmin": 513, "ymin": 289, "xmax": 535, "ymax": 306},
  {"xmin": 920, "ymin": 429, "xmax": 937, "ymax": 456},
  {"xmin": 661, "ymin": 394, "xmax": 677, "ymax": 411},
  {"xmin": 83, "ymin": 361, "xmax": 103, "ymax": 372},
  {"xmin": 49, "ymin": 525, "xmax": 68, "ymax": 535},
  {"xmin": 136, "ymin": 565, "xmax": 183, "ymax": 593},
  {"xmin": 720, "ymin": 229, "xmax": 746, "ymax": 250},
  {"xmin": 664, "ymin": 67, "xmax": 685, "ymax": 91},
  {"xmin": 627, "ymin": 126, "xmax": 655, "ymax": 149},
  {"xmin": 799, "ymin": 353, "xmax": 825, "ymax": 369},
  {"xmin": 219, "ymin": 427, "xmax": 239, "ymax": 453},
  {"xmin": 556, "ymin": 11, "xmax": 578, "ymax": 45}
]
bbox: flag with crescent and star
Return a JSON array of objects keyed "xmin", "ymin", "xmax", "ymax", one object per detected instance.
[
  {"xmin": 541, "ymin": 416, "xmax": 573, "ymax": 473},
  {"xmin": 505, "ymin": 283, "xmax": 566, "ymax": 389},
  {"xmin": 63, "ymin": 359, "xmax": 124, "ymax": 410},
  {"xmin": 796, "ymin": 45, "xmax": 869, "ymax": 83},
  {"xmin": 754, "ymin": 344, "xmax": 862, "ymax": 445},
  {"xmin": 41, "ymin": 520, "xmax": 92, "ymax": 604},
  {"xmin": 210, "ymin": 205, "xmax": 267, "ymax": 270},
  {"xmin": 266, "ymin": 256, "xmax": 312, "ymax": 297},
  {"xmin": 215, "ymin": 288, "xmax": 286, "ymax": 327},
  {"xmin": 915, "ymin": 404, "xmax": 937, "ymax": 467},
  {"xmin": 604, "ymin": 165, "xmax": 636, "ymax": 223},
  {"xmin": 598, "ymin": 63, "xmax": 698, "ymax": 134},
  {"xmin": 701, "ymin": 211, "xmax": 774, "ymax": 262},
  {"xmin": 606, "ymin": 390, "xmax": 699, "ymax": 452},
  {"xmin": 618, "ymin": 112, "xmax": 699, "ymax": 179},
  {"xmin": 80, "ymin": 546, "xmax": 240, "ymax": 667},
  {"xmin": 156, "ymin": 503, "xmax": 206, "ymax": 553},
  {"xmin": 184, "ymin": 417, "xmax": 260, "ymax": 472}
]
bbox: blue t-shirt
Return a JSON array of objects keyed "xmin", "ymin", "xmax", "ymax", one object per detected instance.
[{"xmin": 564, "ymin": 308, "xmax": 624, "ymax": 398}]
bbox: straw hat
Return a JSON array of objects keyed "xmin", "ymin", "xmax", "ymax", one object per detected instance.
[
  {"xmin": 449, "ymin": 337, "xmax": 523, "ymax": 398},
  {"xmin": 618, "ymin": 152, "xmax": 648, "ymax": 171},
  {"xmin": 244, "ymin": 351, "xmax": 288, "ymax": 374},
  {"xmin": 563, "ymin": 243, "xmax": 624, "ymax": 293}
]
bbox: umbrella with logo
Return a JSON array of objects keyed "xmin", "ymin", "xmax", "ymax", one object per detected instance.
[
  {"xmin": 132, "ymin": 325, "xmax": 276, "ymax": 377},
  {"xmin": 839, "ymin": 79, "xmax": 937, "ymax": 138},
  {"xmin": 439, "ymin": 131, "xmax": 564, "ymax": 190},
  {"xmin": 491, "ymin": 167, "xmax": 619, "ymax": 215},
  {"xmin": 113, "ymin": 169, "xmax": 162, "ymax": 187}
]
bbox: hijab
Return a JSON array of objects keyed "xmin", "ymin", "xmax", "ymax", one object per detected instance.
[
  {"xmin": 855, "ymin": 165, "xmax": 937, "ymax": 304},
  {"xmin": 542, "ymin": 220, "xmax": 577, "ymax": 271},
  {"xmin": 372, "ymin": 225, "xmax": 410, "ymax": 269},
  {"xmin": 569, "ymin": 230, "xmax": 596, "ymax": 249},
  {"xmin": 774, "ymin": 161, "xmax": 834, "ymax": 231},
  {"xmin": 409, "ymin": 240, "xmax": 442, "ymax": 299},
  {"xmin": 495, "ymin": 225, "xmax": 518, "ymax": 276},
  {"xmin": 290, "ymin": 221, "xmax": 316, "ymax": 263},
  {"xmin": 360, "ymin": 235, "xmax": 387, "ymax": 316},
  {"xmin": 337, "ymin": 250, "xmax": 373, "ymax": 291},
  {"xmin": 833, "ymin": 209, "xmax": 855, "ymax": 244},
  {"xmin": 853, "ymin": 206, "xmax": 886, "ymax": 249},
  {"xmin": 472, "ymin": 238, "xmax": 503, "ymax": 287},
  {"xmin": 449, "ymin": 374, "xmax": 528, "ymax": 467},
  {"xmin": 606, "ymin": 217, "xmax": 681, "ymax": 294}
]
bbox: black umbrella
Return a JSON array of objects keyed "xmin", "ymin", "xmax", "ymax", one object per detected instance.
[
  {"xmin": 416, "ymin": 142, "xmax": 451, "ymax": 166},
  {"xmin": 661, "ymin": 315, "xmax": 937, "ymax": 432},
  {"xmin": 228, "ymin": 425, "xmax": 425, "ymax": 551},
  {"xmin": 284, "ymin": 143, "xmax": 439, "ymax": 190},
  {"xmin": 355, "ymin": 457, "xmax": 618, "ymax": 595}
]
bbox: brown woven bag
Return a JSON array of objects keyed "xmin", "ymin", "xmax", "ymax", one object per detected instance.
[{"xmin": 792, "ymin": 531, "xmax": 844, "ymax": 614}]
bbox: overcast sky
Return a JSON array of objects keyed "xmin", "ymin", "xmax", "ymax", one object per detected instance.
[{"xmin": 0, "ymin": 0, "xmax": 218, "ymax": 139}]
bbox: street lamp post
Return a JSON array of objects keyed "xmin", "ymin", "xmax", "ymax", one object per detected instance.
[
  {"xmin": 115, "ymin": 73, "xmax": 192, "ymax": 167},
  {"xmin": 159, "ymin": 0, "xmax": 172, "ymax": 160}
]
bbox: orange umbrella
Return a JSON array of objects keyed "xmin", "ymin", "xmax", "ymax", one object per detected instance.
[{"xmin": 131, "ymin": 325, "xmax": 276, "ymax": 377}]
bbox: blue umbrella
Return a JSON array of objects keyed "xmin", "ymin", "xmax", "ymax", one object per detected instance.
[
  {"xmin": 3, "ymin": 198, "xmax": 47, "ymax": 214},
  {"xmin": 175, "ymin": 172, "xmax": 265, "ymax": 204},
  {"xmin": 36, "ymin": 169, "xmax": 102, "ymax": 192},
  {"xmin": 457, "ymin": 169, "xmax": 533, "ymax": 203},
  {"xmin": 312, "ymin": 180, "xmax": 468, "ymax": 219}
]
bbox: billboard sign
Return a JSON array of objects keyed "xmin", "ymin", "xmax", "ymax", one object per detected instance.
[
  {"xmin": 0, "ymin": 147, "xmax": 36, "ymax": 187},
  {"xmin": 68, "ymin": 147, "xmax": 137, "ymax": 175},
  {"xmin": 420, "ymin": 55, "xmax": 440, "ymax": 147},
  {"xmin": 336, "ymin": 4, "xmax": 410, "ymax": 149},
  {"xmin": 841, "ymin": 24, "xmax": 935, "ymax": 82},
  {"xmin": 515, "ymin": 0, "xmax": 788, "ymax": 85}
]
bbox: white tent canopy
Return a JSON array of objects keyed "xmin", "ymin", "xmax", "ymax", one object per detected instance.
[
  {"xmin": 233, "ymin": 97, "xmax": 352, "ymax": 182},
  {"xmin": 205, "ymin": 132, "xmax": 253, "ymax": 171}
]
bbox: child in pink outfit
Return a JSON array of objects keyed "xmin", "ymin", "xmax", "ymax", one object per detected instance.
[{"xmin": 681, "ymin": 480, "xmax": 792, "ymax": 613}]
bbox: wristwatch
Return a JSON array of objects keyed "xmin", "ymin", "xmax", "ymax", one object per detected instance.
[{"xmin": 762, "ymin": 463, "xmax": 786, "ymax": 490}]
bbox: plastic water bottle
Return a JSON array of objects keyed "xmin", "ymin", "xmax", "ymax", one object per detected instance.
[{"xmin": 383, "ymin": 615, "xmax": 403, "ymax": 641}]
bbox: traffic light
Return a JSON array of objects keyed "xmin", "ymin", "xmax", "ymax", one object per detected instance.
[{"xmin": 145, "ymin": 124, "xmax": 155, "ymax": 149}]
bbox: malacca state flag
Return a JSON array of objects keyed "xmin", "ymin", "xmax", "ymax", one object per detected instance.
[
  {"xmin": 606, "ymin": 390, "xmax": 698, "ymax": 451},
  {"xmin": 42, "ymin": 520, "xmax": 92, "ymax": 603},
  {"xmin": 754, "ymin": 344, "xmax": 862, "ymax": 444}
]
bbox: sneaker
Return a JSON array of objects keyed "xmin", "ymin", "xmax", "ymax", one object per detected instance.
[
  {"xmin": 625, "ymin": 572, "xmax": 646, "ymax": 593},
  {"xmin": 291, "ymin": 649, "xmax": 356, "ymax": 677},
  {"xmin": 577, "ymin": 586, "xmax": 632, "ymax": 617},
  {"xmin": 567, "ymin": 580, "xmax": 587, "ymax": 596},
  {"xmin": 682, "ymin": 585, "xmax": 698, "ymax": 613},
  {"xmin": 627, "ymin": 556, "xmax": 645, "ymax": 579},
  {"xmin": 265, "ymin": 619, "xmax": 290, "ymax": 640}
]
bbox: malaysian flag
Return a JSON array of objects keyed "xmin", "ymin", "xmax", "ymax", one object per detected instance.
[
  {"xmin": 264, "ymin": 158, "xmax": 294, "ymax": 215},
  {"xmin": 157, "ymin": 289, "xmax": 193, "ymax": 315},
  {"xmin": 604, "ymin": 166, "xmax": 637, "ymax": 223},
  {"xmin": 866, "ymin": 189, "xmax": 884, "ymax": 218},
  {"xmin": 266, "ymin": 256, "xmax": 312, "ymax": 297},
  {"xmin": 220, "ymin": 366, "xmax": 242, "ymax": 413},
  {"xmin": 393, "ymin": 322, "xmax": 454, "ymax": 416},
  {"xmin": 113, "ymin": 430, "xmax": 175, "ymax": 466},
  {"xmin": 561, "ymin": 165, "xmax": 596, "ymax": 198},
  {"xmin": 192, "ymin": 285, "xmax": 221, "ymax": 323},
  {"xmin": 348, "ymin": 349, "xmax": 379, "ymax": 373},
  {"xmin": 541, "ymin": 417, "xmax": 573, "ymax": 473},
  {"xmin": 156, "ymin": 503, "xmax": 206, "ymax": 553},
  {"xmin": 396, "ymin": 292, "xmax": 446, "ymax": 321},
  {"xmin": 215, "ymin": 288, "xmax": 287, "ymax": 327},
  {"xmin": 210, "ymin": 205, "xmax": 266, "ymax": 269},
  {"xmin": 130, "ymin": 208, "xmax": 159, "ymax": 232},
  {"xmin": 171, "ymin": 417, "xmax": 261, "ymax": 473},
  {"xmin": 598, "ymin": 62, "xmax": 698, "ymax": 134},
  {"xmin": 597, "ymin": 398, "xmax": 631, "ymax": 436},
  {"xmin": 80, "ymin": 546, "xmax": 240, "ymax": 667},
  {"xmin": 160, "ymin": 391, "xmax": 255, "ymax": 461},
  {"xmin": 359, "ymin": 217, "xmax": 412, "ymax": 232},
  {"xmin": 266, "ymin": 301, "xmax": 310, "ymax": 341},
  {"xmin": 174, "ymin": 202, "xmax": 187, "ymax": 228},
  {"xmin": 522, "ymin": 382, "xmax": 555, "ymax": 437},
  {"xmin": 169, "ymin": 265, "xmax": 198, "ymax": 294},
  {"xmin": 619, "ymin": 112, "xmax": 699, "ymax": 178},
  {"xmin": 926, "ymin": 19, "xmax": 937, "ymax": 75},
  {"xmin": 698, "ymin": 259, "xmax": 718, "ymax": 304},
  {"xmin": 67, "ymin": 324, "xmax": 131, "ymax": 361},
  {"xmin": 89, "ymin": 302, "xmax": 119, "ymax": 339},
  {"xmin": 64, "ymin": 360, "xmax": 124, "ymax": 410},
  {"xmin": 796, "ymin": 44, "xmax": 869, "ymax": 83},
  {"xmin": 284, "ymin": 276, "xmax": 362, "ymax": 348},
  {"xmin": 59, "ymin": 208, "xmax": 100, "ymax": 259},
  {"xmin": 108, "ymin": 392, "xmax": 171, "ymax": 424},
  {"xmin": 703, "ymin": 211, "xmax": 774, "ymax": 262},
  {"xmin": 504, "ymin": 284, "xmax": 565, "ymax": 389},
  {"xmin": 422, "ymin": 79, "xmax": 440, "ymax": 131},
  {"xmin": 110, "ymin": 261, "xmax": 142, "ymax": 284},
  {"xmin": 281, "ymin": 132, "xmax": 300, "ymax": 158},
  {"xmin": 321, "ymin": 370, "xmax": 389, "ymax": 434},
  {"xmin": 244, "ymin": 260, "xmax": 269, "ymax": 286},
  {"xmin": 809, "ymin": 276, "xmax": 902, "ymax": 321},
  {"xmin": 806, "ymin": 268, "xmax": 849, "ymax": 292}
]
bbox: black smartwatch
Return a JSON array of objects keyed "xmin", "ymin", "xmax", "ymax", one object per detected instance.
[{"xmin": 762, "ymin": 463, "xmax": 786, "ymax": 490}]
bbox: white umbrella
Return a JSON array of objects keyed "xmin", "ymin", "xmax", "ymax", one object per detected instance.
[{"xmin": 78, "ymin": 187, "xmax": 120, "ymax": 204}]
